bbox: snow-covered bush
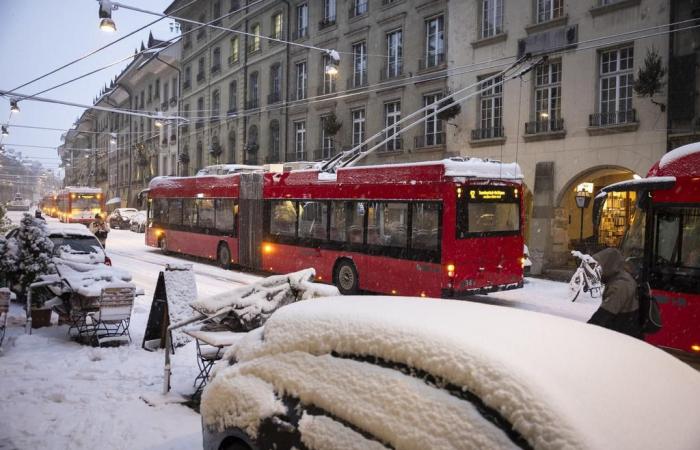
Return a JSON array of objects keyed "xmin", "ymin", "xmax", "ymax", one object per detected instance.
[
  {"xmin": 16, "ymin": 213, "xmax": 55, "ymax": 301},
  {"xmin": 0, "ymin": 204, "xmax": 12, "ymax": 234},
  {"xmin": 0, "ymin": 234, "xmax": 19, "ymax": 287}
]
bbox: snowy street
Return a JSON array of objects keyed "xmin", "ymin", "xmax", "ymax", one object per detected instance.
[{"xmin": 1, "ymin": 213, "xmax": 604, "ymax": 449}]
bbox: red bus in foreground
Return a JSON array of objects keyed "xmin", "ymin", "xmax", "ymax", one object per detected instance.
[
  {"xmin": 599, "ymin": 143, "xmax": 700, "ymax": 361},
  {"xmin": 56, "ymin": 187, "xmax": 105, "ymax": 224},
  {"xmin": 146, "ymin": 159, "xmax": 525, "ymax": 298}
]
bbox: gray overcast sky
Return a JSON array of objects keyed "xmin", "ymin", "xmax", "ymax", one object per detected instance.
[{"xmin": 0, "ymin": 0, "xmax": 178, "ymax": 175}]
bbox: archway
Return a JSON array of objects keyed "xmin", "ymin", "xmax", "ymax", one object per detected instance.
[{"xmin": 556, "ymin": 166, "xmax": 637, "ymax": 254}]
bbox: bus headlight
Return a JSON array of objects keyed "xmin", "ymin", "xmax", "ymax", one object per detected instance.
[
  {"xmin": 691, "ymin": 344, "xmax": 700, "ymax": 353},
  {"xmin": 263, "ymin": 243, "xmax": 274, "ymax": 254},
  {"xmin": 446, "ymin": 264, "xmax": 455, "ymax": 278}
]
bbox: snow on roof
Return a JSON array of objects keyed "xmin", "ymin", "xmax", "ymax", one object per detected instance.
[
  {"xmin": 217, "ymin": 297, "xmax": 700, "ymax": 450},
  {"xmin": 659, "ymin": 141, "xmax": 700, "ymax": 168},
  {"xmin": 601, "ymin": 176, "xmax": 676, "ymax": 193},
  {"xmin": 46, "ymin": 223, "xmax": 96, "ymax": 237},
  {"xmin": 340, "ymin": 157, "xmax": 523, "ymax": 180},
  {"xmin": 62, "ymin": 186, "xmax": 102, "ymax": 194},
  {"xmin": 163, "ymin": 264, "xmax": 198, "ymax": 347}
]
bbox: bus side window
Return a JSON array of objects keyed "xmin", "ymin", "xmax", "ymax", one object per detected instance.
[
  {"xmin": 169, "ymin": 199, "xmax": 183, "ymax": 226},
  {"xmin": 215, "ymin": 199, "xmax": 235, "ymax": 236},
  {"xmin": 270, "ymin": 200, "xmax": 297, "ymax": 237},
  {"xmin": 299, "ymin": 201, "xmax": 328, "ymax": 240},
  {"xmin": 182, "ymin": 199, "xmax": 198, "ymax": 227},
  {"xmin": 197, "ymin": 198, "xmax": 216, "ymax": 229},
  {"xmin": 330, "ymin": 201, "xmax": 363, "ymax": 244},
  {"xmin": 412, "ymin": 202, "xmax": 440, "ymax": 251}
]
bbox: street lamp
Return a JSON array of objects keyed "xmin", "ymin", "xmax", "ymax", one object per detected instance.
[
  {"xmin": 10, "ymin": 99, "xmax": 20, "ymax": 114},
  {"xmin": 1, "ymin": 125, "xmax": 8, "ymax": 137},
  {"xmin": 575, "ymin": 186, "xmax": 592, "ymax": 242},
  {"xmin": 98, "ymin": 0, "xmax": 117, "ymax": 32}
]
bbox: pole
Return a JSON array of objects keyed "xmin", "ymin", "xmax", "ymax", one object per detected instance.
[{"xmin": 579, "ymin": 206, "xmax": 585, "ymax": 242}]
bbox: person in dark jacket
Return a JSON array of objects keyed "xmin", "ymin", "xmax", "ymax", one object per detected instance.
[{"xmin": 587, "ymin": 248, "xmax": 643, "ymax": 339}]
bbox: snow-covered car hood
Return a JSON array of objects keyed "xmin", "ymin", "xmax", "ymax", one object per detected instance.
[{"xmin": 205, "ymin": 297, "xmax": 700, "ymax": 450}]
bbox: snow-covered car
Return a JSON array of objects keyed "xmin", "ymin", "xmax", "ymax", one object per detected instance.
[
  {"xmin": 201, "ymin": 297, "xmax": 700, "ymax": 450},
  {"xmin": 129, "ymin": 210, "xmax": 147, "ymax": 233},
  {"xmin": 107, "ymin": 208, "xmax": 138, "ymax": 229},
  {"xmin": 5, "ymin": 223, "xmax": 110, "ymax": 266}
]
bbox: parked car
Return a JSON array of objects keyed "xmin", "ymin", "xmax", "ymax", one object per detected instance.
[
  {"xmin": 6, "ymin": 223, "xmax": 111, "ymax": 266},
  {"xmin": 107, "ymin": 208, "xmax": 138, "ymax": 229},
  {"xmin": 129, "ymin": 210, "xmax": 147, "ymax": 233},
  {"xmin": 201, "ymin": 296, "xmax": 700, "ymax": 450},
  {"xmin": 523, "ymin": 244, "xmax": 532, "ymax": 275}
]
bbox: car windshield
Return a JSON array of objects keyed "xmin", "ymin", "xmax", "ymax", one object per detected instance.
[
  {"xmin": 120, "ymin": 209, "xmax": 138, "ymax": 217},
  {"xmin": 51, "ymin": 235, "xmax": 102, "ymax": 255}
]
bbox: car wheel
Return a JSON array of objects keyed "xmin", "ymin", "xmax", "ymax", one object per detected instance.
[
  {"xmin": 334, "ymin": 259, "xmax": 359, "ymax": 295},
  {"xmin": 218, "ymin": 243, "xmax": 231, "ymax": 269},
  {"xmin": 219, "ymin": 439, "xmax": 252, "ymax": 450}
]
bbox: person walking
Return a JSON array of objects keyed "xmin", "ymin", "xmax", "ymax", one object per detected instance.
[
  {"xmin": 587, "ymin": 247, "xmax": 642, "ymax": 339},
  {"xmin": 89, "ymin": 213, "xmax": 110, "ymax": 249}
]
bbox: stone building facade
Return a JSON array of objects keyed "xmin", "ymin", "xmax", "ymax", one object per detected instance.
[
  {"xmin": 447, "ymin": 0, "xmax": 670, "ymax": 274},
  {"xmin": 167, "ymin": 0, "xmax": 451, "ymax": 173}
]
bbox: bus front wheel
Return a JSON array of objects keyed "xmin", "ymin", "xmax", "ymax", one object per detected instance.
[
  {"xmin": 218, "ymin": 243, "xmax": 231, "ymax": 269},
  {"xmin": 334, "ymin": 260, "xmax": 359, "ymax": 295}
]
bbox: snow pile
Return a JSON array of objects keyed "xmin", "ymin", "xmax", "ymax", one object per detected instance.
[
  {"xmin": 163, "ymin": 263, "xmax": 198, "ymax": 347},
  {"xmin": 200, "ymin": 373, "xmax": 285, "ymax": 436},
  {"xmin": 190, "ymin": 269, "xmax": 339, "ymax": 332},
  {"xmin": 46, "ymin": 223, "xmax": 96, "ymax": 237},
  {"xmin": 299, "ymin": 413, "xmax": 389, "ymax": 450},
  {"xmin": 601, "ymin": 176, "xmax": 676, "ymax": 192},
  {"xmin": 54, "ymin": 245, "xmax": 105, "ymax": 264},
  {"xmin": 223, "ymin": 297, "xmax": 700, "ymax": 450},
  {"xmin": 53, "ymin": 259, "xmax": 133, "ymax": 298},
  {"xmin": 659, "ymin": 141, "xmax": 700, "ymax": 168}
]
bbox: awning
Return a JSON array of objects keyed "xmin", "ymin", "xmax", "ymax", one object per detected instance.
[
  {"xmin": 106, "ymin": 197, "xmax": 121, "ymax": 205},
  {"xmin": 600, "ymin": 176, "xmax": 676, "ymax": 193}
]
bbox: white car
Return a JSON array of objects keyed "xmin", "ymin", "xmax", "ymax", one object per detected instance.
[
  {"xmin": 129, "ymin": 210, "xmax": 147, "ymax": 233},
  {"xmin": 5, "ymin": 223, "xmax": 110, "ymax": 266},
  {"xmin": 201, "ymin": 297, "xmax": 700, "ymax": 450}
]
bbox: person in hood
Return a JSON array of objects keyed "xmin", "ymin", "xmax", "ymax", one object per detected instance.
[
  {"xmin": 89, "ymin": 213, "xmax": 110, "ymax": 248},
  {"xmin": 587, "ymin": 248, "xmax": 642, "ymax": 339}
]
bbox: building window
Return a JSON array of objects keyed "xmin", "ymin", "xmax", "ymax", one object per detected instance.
[
  {"xmin": 323, "ymin": 0, "xmax": 336, "ymax": 25},
  {"xmin": 272, "ymin": 13, "xmax": 283, "ymax": 39},
  {"xmin": 294, "ymin": 121, "xmax": 306, "ymax": 159},
  {"xmin": 320, "ymin": 115, "xmax": 335, "ymax": 158},
  {"xmin": 197, "ymin": 57, "xmax": 205, "ymax": 83},
  {"xmin": 211, "ymin": 89, "xmax": 221, "ymax": 118},
  {"xmin": 148, "ymin": 84, "xmax": 153, "ymax": 103},
  {"xmin": 474, "ymin": 75, "xmax": 503, "ymax": 140},
  {"xmin": 352, "ymin": 109, "xmax": 366, "ymax": 150},
  {"xmin": 228, "ymin": 130, "xmax": 236, "ymax": 163},
  {"xmin": 229, "ymin": 37, "xmax": 239, "ymax": 64},
  {"xmin": 184, "ymin": 66, "xmax": 191, "ymax": 89},
  {"xmin": 270, "ymin": 64, "xmax": 282, "ymax": 103},
  {"xmin": 352, "ymin": 41, "xmax": 367, "ymax": 87},
  {"xmin": 295, "ymin": 4, "xmax": 308, "ymax": 39},
  {"xmin": 248, "ymin": 125, "xmax": 259, "ymax": 164},
  {"xmin": 322, "ymin": 54, "xmax": 336, "ymax": 94},
  {"xmin": 163, "ymin": 81, "xmax": 169, "ymax": 103},
  {"xmin": 249, "ymin": 72, "xmax": 259, "ymax": 108},
  {"xmin": 197, "ymin": 14, "xmax": 206, "ymax": 40},
  {"xmin": 352, "ymin": 0, "xmax": 368, "ymax": 17},
  {"xmin": 481, "ymin": 0, "xmax": 503, "ymax": 39},
  {"xmin": 154, "ymin": 79, "xmax": 160, "ymax": 99},
  {"xmin": 196, "ymin": 141, "xmax": 203, "ymax": 170},
  {"xmin": 230, "ymin": 0, "xmax": 240, "ymax": 12},
  {"xmin": 197, "ymin": 97, "xmax": 204, "ymax": 127},
  {"xmin": 422, "ymin": 93, "xmax": 444, "ymax": 147},
  {"xmin": 251, "ymin": 24, "xmax": 261, "ymax": 52},
  {"xmin": 598, "ymin": 46, "xmax": 635, "ymax": 125},
  {"xmin": 269, "ymin": 120, "xmax": 280, "ymax": 162},
  {"xmin": 212, "ymin": 0, "xmax": 222, "ymax": 25},
  {"xmin": 424, "ymin": 16, "xmax": 445, "ymax": 69},
  {"xmin": 531, "ymin": 61, "xmax": 562, "ymax": 133},
  {"xmin": 295, "ymin": 61, "xmax": 307, "ymax": 100},
  {"xmin": 386, "ymin": 30, "xmax": 403, "ymax": 79},
  {"xmin": 384, "ymin": 101, "xmax": 401, "ymax": 152},
  {"xmin": 212, "ymin": 47, "xmax": 222, "ymax": 73},
  {"xmin": 227, "ymin": 81, "xmax": 237, "ymax": 114},
  {"xmin": 537, "ymin": 0, "xmax": 563, "ymax": 23}
]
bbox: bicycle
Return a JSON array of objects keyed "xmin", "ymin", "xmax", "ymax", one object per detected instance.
[{"xmin": 568, "ymin": 250, "xmax": 603, "ymax": 302}]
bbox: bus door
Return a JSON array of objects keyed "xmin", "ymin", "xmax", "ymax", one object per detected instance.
[{"xmin": 238, "ymin": 172, "xmax": 264, "ymax": 269}]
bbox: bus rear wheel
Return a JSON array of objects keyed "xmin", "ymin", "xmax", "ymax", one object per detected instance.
[
  {"xmin": 334, "ymin": 260, "xmax": 359, "ymax": 295},
  {"xmin": 218, "ymin": 243, "xmax": 231, "ymax": 269}
]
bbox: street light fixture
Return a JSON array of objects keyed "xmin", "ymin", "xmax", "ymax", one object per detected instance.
[
  {"xmin": 1, "ymin": 125, "xmax": 8, "ymax": 137},
  {"xmin": 575, "ymin": 186, "xmax": 592, "ymax": 242},
  {"xmin": 98, "ymin": 0, "xmax": 117, "ymax": 32},
  {"xmin": 10, "ymin": 99, "xmax": 20, "ymax": 114}
]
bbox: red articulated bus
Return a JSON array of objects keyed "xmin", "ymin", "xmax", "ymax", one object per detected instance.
[
  {"xmin": 56, "ymin": 187, "xmax": 105, "ymax": 224},
  {"xmin": 146, "ymin": 159, "xmax": 526, "ymax": 297},
  {"xmin": 599, "ymin": 142, "xmax": 700, "ymax": 362},
  {"xmin": 39, "ymin": 193, "xmax": 57, "ymax": 217}
]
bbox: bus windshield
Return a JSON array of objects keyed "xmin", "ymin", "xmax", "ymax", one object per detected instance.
[
  {"xmin": 653, "ymin": 207, "xmax": 700, "ymax": 269},
  {"xmin": 72, "ymin": 194, "xmax": 101, "ymax": 211},
  {"xmin": 456, "ymin": 186, "xmax": 520, "ymax": 238},
  {"xmin": 620, "ymin": 206, "xmax": 645, "ymax": 261}
]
